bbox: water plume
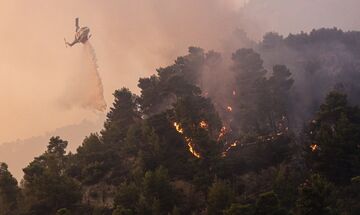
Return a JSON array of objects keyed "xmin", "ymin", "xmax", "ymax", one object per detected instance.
[
  {"xmin": 82, "ymin": 42, "xmax": 107, "ymax": 112},
  {"xmin": 61, "ymin": 42, "xmax": 107, "ymax": 112}
]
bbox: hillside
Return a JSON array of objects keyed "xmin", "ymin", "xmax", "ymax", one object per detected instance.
[{"xmin": 0, "ymin": 28, "xmax": 359, "ymax": 215}]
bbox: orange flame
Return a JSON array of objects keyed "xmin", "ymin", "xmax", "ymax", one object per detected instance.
[
  {"xmin": 199, "ymin": 120, "xmax": 208, "ymax": 129},
  {"xmin": 222, "ymin": 140, "xmax": 240, "ymax": 157},
  {"xmin": 310, "ymin": 144, "xmax": 318, "ymax": 152},
  {"xmin": 173, "ymin": 122, "xmax": 184, "ymax": 134},
  {"xmin": 173, "ymin": 122, "xmax": 201, "ymax": 158},
  {"xmin": 227, "ymin": 106, "xmax": 233, "ymax": 112},
  {"xmin": 217, "ymin": 126, "xmax": 227, "ymax": 141},
  {"xmin": 185, "ymin": 137, "xmax": 201, "ymax": 158}
]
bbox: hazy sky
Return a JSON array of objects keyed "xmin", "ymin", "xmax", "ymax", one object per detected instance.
[
  {"xmin": 2, "ymin": 0, "xmax": 360, "ymax": 180},
  {"xmin": 1, "ymin": 0, "xmax": 360, "ymax": 144},
  {"xmin": 0, "ymin": 0, "xmax": 246, "ymax": 143}
]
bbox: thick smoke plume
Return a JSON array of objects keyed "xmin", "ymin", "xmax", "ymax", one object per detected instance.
[{"xmin": 61, "ymin": 42, "xmax": 107, "ymax": 112}]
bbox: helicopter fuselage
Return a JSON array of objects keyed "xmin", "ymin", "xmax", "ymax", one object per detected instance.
[
  {"xmin": 65, "ymin": 18, "xmax": 91, "ymax": 47},
  {"xmin": 75, "ymin": 27, "xmax": 90, "ymax": 44}
]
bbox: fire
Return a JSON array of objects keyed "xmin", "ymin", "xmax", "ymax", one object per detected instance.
[
  {"xmin": 219, "ymin": 115, "xmax": 290, "ymax": 156},
  {"xmin": 228, "ymin": 141, "xmax": 238, "ymax": 149},
  {"xmin": 173, "ymin": 122, "xmax": 201, "ymax": 158},
  {"xmin": 186, "ymin": 137, "xmax": 201, "ymax": 158},
  {"xmin": 227, "ymin": 106, "xmax": 233, "ymax": 112},
  {"xmin": 199, "ymin": 120, "xmax": 208, "ymax": 129},
  {"xmin": 232, "ymin": 90, "xmax": 236, "ymax": 96},
  {"xmin": 222, "ymin": 140, "xmax": 240, "ymax": 157},
  {"xmin": 310, "ymin": 144, "xmax": 318, "ymax": 152},
  {"xmin": 217, "ymin": 126, "xmax": 228, "ymax": 141},
  {"xmin": 173, "ymin": 122, "xmax": 184, "ymax": 134}
]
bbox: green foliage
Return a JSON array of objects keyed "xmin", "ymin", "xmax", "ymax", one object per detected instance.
[
  {"xmin": 231, "ymin": 48, "xmax": 267, "ymax": 134},
  {"xmin": 112, "ymin": 206, "xmax": 133, "ymax": 215},
  {"xmin": 56, "ymin": 208, "xmax": 71, "ymax": 215},
  {"xmin": 255, "ymin": 191, "xmax": 286, "ymax": 215},
  {"xmin": 141, "ymin": 167, "xmax": 178, "ymax": 214},
  {"xmin": 231, "ymin": 49, "xmax": 293, "ymax": 137},
  {"xmin": 262, "ymin": 65, "xmax": 294, "ymax": 133},
  {"xmin": 69, "ymin": 133, "xmax": 118, "ymax": 184},
  {"xmin": 170, "ymin": 206, "xmax": 181, "ymax": 215},
  {"xmin": 336, "ymin": 176, "xmax": 360, "ymax": 215},
  {"xmin": 173, "ymin": 95, "xmax": 222, "ymax": 161},
  {"xmin": 113, "ymin": 183, "xmax": 139, "ymax": 213},
  {"xmin": 273, "ymin": 164, "xmax": 305, "ymax": 209},
  {"xmin": 305, "ymin": 91, "xmax": 360, "ymax": 184},
  {"xmin": 8, "ymin": 40, "xmax": 360, "ymax": 215},
  {"xmin": 22, "ymin": 137, "xmax": 81, "ymax": 215},
  {"xmin": 138, "ymin": 47, "xmax": 203, "ymax": 115},
  {"xmin": 296, "ymin": 174, "xmax": 337, "ymax": 215},
  {"xmin": 102, "ymin": 88, "xmax": 141, "ymax": 145},
  {"xmin": 224, "ymin": 204, "xmax": 254, "ymax": 215},
  {"xmin": 207, "ymin": 180, "xmax": 234, "ymax": 215},
  {"xmin": 0, "ymin": 163, "xmax": 20, "ymax": 215},
  {"xmin": 261, "ymin": 32, "xmax": 284, "ymax": 49},
  {"xmin": 47, "ymin": 136, "xmax": 68, "ymax": 156}
]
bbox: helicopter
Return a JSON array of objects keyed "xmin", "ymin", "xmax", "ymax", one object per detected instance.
[{"xmin": 64, "ymin": 18, "xmax": 91, "ymax": 47}]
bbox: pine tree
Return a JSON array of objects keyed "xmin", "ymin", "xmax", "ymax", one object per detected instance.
[
  {"xmin": 207, "ymin": 180, "xmax": 234, "ymax": 215},
  {"xmin": 305, "ymin": 91, "xmax": 360, "ymax": 184},
  {"xmin": 22, "ymin": 137, "xmax": 81, "ymax": 215},
  {"xmin": 296, "ymin": 174, "xmax": 337, "ymax": 215},
  {"xmin": 102, "ymin": 88, "xmax": 141, "ymax": 145},
  {"xmin": 231, "ymin": 48, "xmax": 267, "ymax": 134},
  {"xmin": 0, "ymin": 163, "xmax": 20, "ymax": 215}
]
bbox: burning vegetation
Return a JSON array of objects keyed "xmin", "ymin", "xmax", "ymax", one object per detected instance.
[
  {"xmin": 173, "ymin": 121, "xmax": 201, "ymax": 158},
  {"xmin": 4, "ymin": 28, "xmax": 360, "ymax": 215},
  {"xmin": 310, "ymin": 144, "xmax": 318, "ymax": 152},
  {"xmin": 199, "ymin": 120, "xmax": 208, "ymax": 129},
  {"xmin": 226, "ymin": 106, "xmax": 233, "ymax": 112}
]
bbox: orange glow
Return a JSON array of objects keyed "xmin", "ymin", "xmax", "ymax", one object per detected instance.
[
  {"xmin": 173, "ymin": 122, "xmax": 184, "ymax": 134},
  {"xmin": 310, "ymin": 144, "xmax": 318, "ymax": 152},
  {"xmin": 173, "ymin": 122, "xmax": 201, "ymax": 158},
  {"xmin": 217, "ymin": 126, "xmax": 227, "ymax": 141},
  {"xmin": 186, "ymin": 137, "xmax": 201, "ymax": 158},
  {"xmin": 199, "ymin": 120, "xmax": 208, "ymax": 129},
  {"xmin": 227, "ymin": 106, "xmax": 233, "ymax": 112},
  {"xmin": 222, "ymin": 140, "xmax": 240, "ymax": 157}
]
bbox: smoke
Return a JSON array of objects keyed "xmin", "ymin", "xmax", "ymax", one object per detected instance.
[
  {"xmin": 60, "ymin": 42, "xmax": 107, "ymax": 112},
  {"xmin": 1, "ymin": 0, "xmax": 360, "ymax": 178},
  {"xmin": 0, "ymin": 118, "xmax": 104, "ymax": 180},
  {"xmin": 2, "ymin": 0, "xmax": 360, "ymax": 143},
  {"xmin": 257, "ymin": 33, "xmax": 360, "ymax": 130},
  {"xmin": 239, "ymin": 0, "xmax": 360, "ymax": 39}
]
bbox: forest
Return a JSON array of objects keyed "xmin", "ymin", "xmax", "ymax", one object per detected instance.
[{"xmin": 0, "ymin": 28, "xmax": 360, "ymax": 215}]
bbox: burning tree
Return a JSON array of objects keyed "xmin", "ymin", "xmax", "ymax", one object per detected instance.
[
  {"xmin": 172, "ymin": 95, "xmax": 222, "ymax": 160},
  {"xmin": 305, "ymin": 91, "xmax": 360, "ymax": 184}
]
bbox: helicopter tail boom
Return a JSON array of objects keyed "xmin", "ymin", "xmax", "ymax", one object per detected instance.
[{"xmin": 75, "ymin": 17, "xmax": 79, "ymax": 31}]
